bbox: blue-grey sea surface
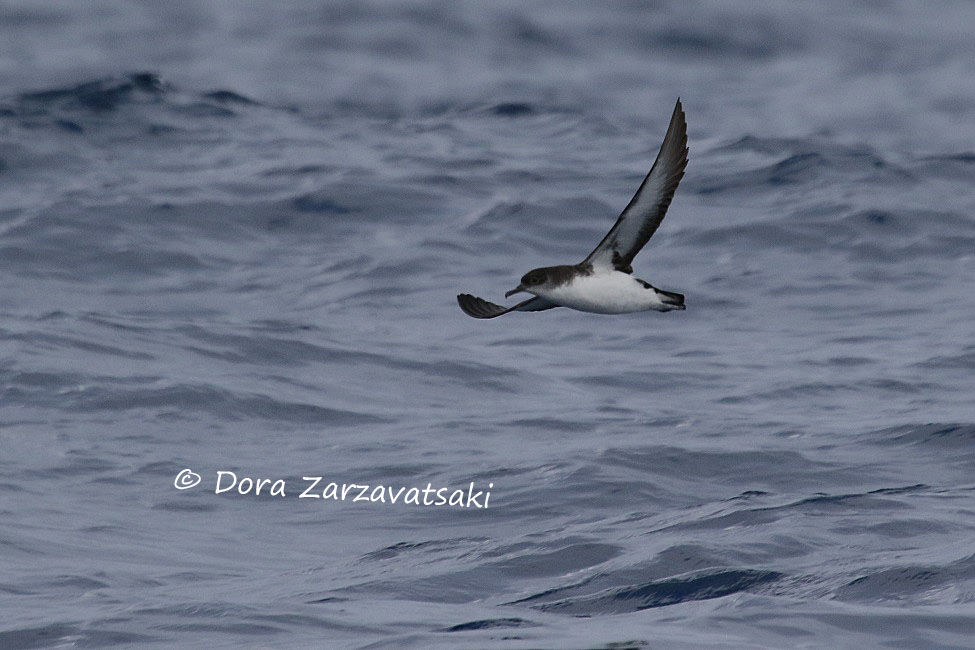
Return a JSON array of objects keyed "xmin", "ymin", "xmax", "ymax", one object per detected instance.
[{"xmin": 2, "ymin": 2, "xmax": 975, "ymax": 648}]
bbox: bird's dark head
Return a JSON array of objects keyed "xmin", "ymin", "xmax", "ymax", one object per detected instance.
[
  {"xmin": 505, "ymin": 267, "xmax": 554, "ymax": 298},
  {"xmin": 521, "ymin": 269, "xmax": 548, "ymax": 288}
]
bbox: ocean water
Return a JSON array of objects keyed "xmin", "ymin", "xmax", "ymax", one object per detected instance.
[{"xmin": 2, "ymin": 1, "xmax": 975, "ymax": 648}]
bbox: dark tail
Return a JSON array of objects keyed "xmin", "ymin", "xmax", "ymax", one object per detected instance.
[{"xmin": 655, "ymin": 288, "xmax": 685, "ymax": 310}]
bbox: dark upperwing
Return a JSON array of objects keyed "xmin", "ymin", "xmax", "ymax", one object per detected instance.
[
  {"xmin": 457, "ymin": 294, "xmax": 558, "ymax": 319},
  {"xmin": 582, "ymin": 98, "xmax": 688, "ymax": 274}
]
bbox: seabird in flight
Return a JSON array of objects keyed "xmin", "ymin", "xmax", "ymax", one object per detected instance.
[{"xmin": 458, "ymin": 98, "xmax": 689, "ymax": 319}]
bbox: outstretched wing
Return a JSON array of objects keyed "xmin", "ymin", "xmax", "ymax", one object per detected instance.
[
  {"xmin": 582, "ymin": 98, "xmax": 688, "ymax": 273},
  {"xmin": 457, "ymin": 294, "xmax": 558, "ymax": 319}
]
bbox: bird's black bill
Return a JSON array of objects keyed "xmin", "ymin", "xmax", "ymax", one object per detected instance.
[{"xmin": 504, "ymin": 286, "xmax": 526, "ymax": 298}]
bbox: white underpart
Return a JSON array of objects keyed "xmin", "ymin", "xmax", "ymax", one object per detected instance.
[{"xmin": 535, "ymin": 271, "xmax": 672, "ymax": 314}]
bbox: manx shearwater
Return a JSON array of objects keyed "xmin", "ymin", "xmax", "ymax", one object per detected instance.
[{"xmin": 458, "ymin": 98, "xmax": 689, "ymax": 318}]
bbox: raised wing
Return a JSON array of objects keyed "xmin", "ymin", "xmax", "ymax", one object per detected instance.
[
  {"xmin": 457, "ymin": 294, "xmax": 558, "ymax": 319},
  {"xmin": 583, "ymin": 99, "xmax": 688, "ymax": 273}
]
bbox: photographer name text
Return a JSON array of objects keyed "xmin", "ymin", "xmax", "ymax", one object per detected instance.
[{"xmin": 174, "ymin": 469, "xmax": 493, "ymax": 508}]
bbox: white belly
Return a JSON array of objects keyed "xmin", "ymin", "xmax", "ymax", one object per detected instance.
[{"xmin": 540, "ymin": 271, "xmax": 668, "ymax": 314}]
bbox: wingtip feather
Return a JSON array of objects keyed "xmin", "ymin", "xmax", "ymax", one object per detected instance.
[{"xmin": 457, "ymin": 293, "xmax": 508, "ymax": 319}]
